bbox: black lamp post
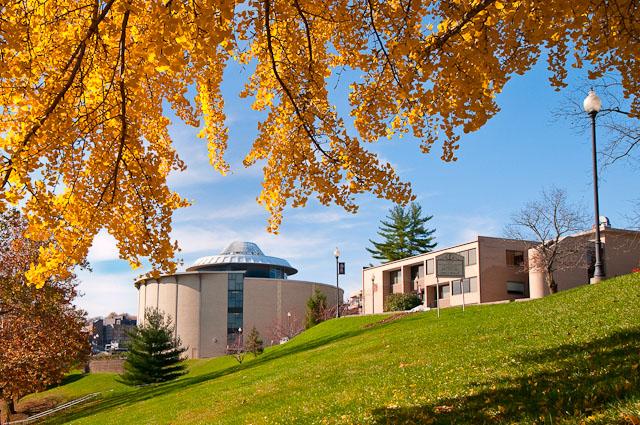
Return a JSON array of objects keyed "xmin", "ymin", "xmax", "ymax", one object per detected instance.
[
  {"xmin": 334, "ymin": 247, "xmax": 340, "ymax": 318},
  {"xmin": 583, "ymin": 90, "xmax": 605, "ymax": 283}
]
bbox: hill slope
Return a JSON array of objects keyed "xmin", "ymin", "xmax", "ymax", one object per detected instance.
[{"xmin": 33, "ymin": 273, "xmax": 640, "ymax": 424}]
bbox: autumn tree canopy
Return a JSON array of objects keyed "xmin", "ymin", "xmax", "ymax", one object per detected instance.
[
  {"xmin": 0, "ymin": 0, "xmax": 637, "ymax": 286},
  {"xmin": 0, "ymin": 210, "xmax": 90, "ymax": 419}
]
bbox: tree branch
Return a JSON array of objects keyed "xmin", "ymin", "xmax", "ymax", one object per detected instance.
[{"xmin": 1, "ymin": 0, "xmax": 117, "ymax": 191}]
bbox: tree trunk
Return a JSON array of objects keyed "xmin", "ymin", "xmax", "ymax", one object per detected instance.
[
  {"xmin": 0, "ymin": 398, "xmax": 10, "ymax": 425},
  {"xmin": 545, "ymin": 271, "xmax": 558, "ymax": 294},
  {"xmin": 9, "ymin": 398, "xmax": 16, "ymax": 415}
]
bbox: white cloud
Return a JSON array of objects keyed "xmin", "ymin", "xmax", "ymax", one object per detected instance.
[
  {"xmin": 87, "ymin": 230, "xmax": 120, "ymax": 262},
  {"xmin": 174, "ymin": 199, "xmax": 265, "ymax": 223},
  {"xmin": 436, "ymin": 214, "xmax": 501, "ymax": 247},
  {"xmin": 289, "ymin": 210, "xmax": 346, "ymax": 225},
  {"xmin": 169, "ymin": 221, "xmax": 334, "ymax": 262},
  {"xmin": 75, "ymin": 270, "xmax": 139, "ymax": 318}
]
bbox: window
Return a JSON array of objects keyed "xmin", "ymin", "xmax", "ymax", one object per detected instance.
[
  {"xmin": 439, "ymin": 284, "xmax": 450, "ymax": 299},
  {"xmin": 458, "ymin": 248, "xmax": 477, "ymax": 266},
  {"xmin": 507, "ymin": 281, "xmax": 525, "ymax": 295},
  {"xmin": 227, "ymin": 274, "xmax": 244, "ymax": 339},
  {"xmin": 426, "ymin": 259, "xmax": 434, "ymax": 275},
  {"xmin": 506, "ymin": 250, "xmax": 525, "ymax": 266},
  {"xmin": 467, "ymin": 248, "xmax": 477, "ymax": 265},
  {"xmin": 451, "ymin": 277, "xmax": 478, "ymax": 295},
  {"xmin": 390, "ymin": 270, "xmax": 401, "ymax": 286},
  {"xmin": 469, "ymin": 277, "xmax": 478, "ymax": 292},
  {"xmin": 452, "ymin": 279, "xmax": 462, "ymax": 295},
  {"xmin": 269, "ymin": 268, "xmax": 284, "ymax": 279},
  {"xmin": 410, "ymin": 264, "xmax": 424, "ymax": 281}
]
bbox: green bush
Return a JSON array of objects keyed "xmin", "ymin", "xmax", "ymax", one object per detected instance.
[
  {"xmin": 119, "ymin": 308, "xmax": 187, "ymax": 386},
  {"xmin": 245, "ymin": 326, "xmax": 264, "ymax": 357},
  {"xmin": 305, "ymin": 289, "xmax": 328, "ymax": 329},
  {"xmin": 384, "ymin": 293, "xmax": 422, "ymax": 312}
]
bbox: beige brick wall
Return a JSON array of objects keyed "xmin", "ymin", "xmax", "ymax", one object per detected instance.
[
  {"xmin": 199, "ymin": 273, "xmax": 228, "ymax": 358},
  {"xmin": 362, "ymin": 240, "xmax": 484, "ymax": 312},
  {"xmin": 477, "ymin": 237, "xmax": 531, "ymax": 303},
  {"xmin": 174, "ymin": 274, "xmax": 201, "ymax": 359},
  {"xmin": 137, "ymin": 283, "xmax": 146, "ymax": 325},
  {"xmin": 89, "ymin": 358, "xmax": 125, "ymax": 374},
  {"xmin": 603, "ymin": 232, "xmax": 640, "ymax": 277},
  {"xmin": 243, "ymin": 278, "xmax": 342, "ymax": 346},
  {"xmin": 136, "ymin": 273, "xmax": 342, "ymax": 359}
]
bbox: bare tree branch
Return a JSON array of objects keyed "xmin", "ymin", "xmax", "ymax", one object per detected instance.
[{"xmin": 505, "ymin": 187, "xmax": 589, "ymax": 293}]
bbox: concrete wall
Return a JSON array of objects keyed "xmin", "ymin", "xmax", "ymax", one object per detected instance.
[
  {"xmin": 199, "ymin": 273, "xmax": 228, "ymax": 358},
  {"xmin": 137, "ymin": 283, "xmax": 146, "ymax": 326},
  {"xmin": 136, "ymin": 272, "xmax": 341, "ymax": 359},
  {"xmin": 243, "ymin": 278, "xmax": 342, "ymax": 346},
  {"xmin": 174, "ymin": 274, "xmax": 202, "ymax": 359}
]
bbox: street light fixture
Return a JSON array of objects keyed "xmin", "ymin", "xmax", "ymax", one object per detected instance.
[
  {"xmin": 334, "ymin": 247, "xmax": 341, "ymax": 318},
  {"xmin": 583, "ymin": 89, "xmax": 605, "ymax": 283}
]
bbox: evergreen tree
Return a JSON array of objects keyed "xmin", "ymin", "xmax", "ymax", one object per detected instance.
[
  {"xmin": 245, "ymin": 326, "xmax": 264, "ymax": 357},
  {"xmin": 120, "ymin": 309, "xmax": 187, "ymax": 386},
  {"xmin": 305, "ymin": 289, "xmax": 328, "ymax": 329},
  {"xmin": 367, "ymin": 203, "xmax": 437, "ymax": 262}
]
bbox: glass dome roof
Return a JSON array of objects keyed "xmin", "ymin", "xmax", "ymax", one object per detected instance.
[{"xmin": 186, "ymin": 241, "xmax": 298, "ymax": 276}]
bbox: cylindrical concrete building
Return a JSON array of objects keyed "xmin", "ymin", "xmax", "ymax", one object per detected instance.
[{"xmin": 135, "ymin": 242, "xmax": 343, "ymax": 358}]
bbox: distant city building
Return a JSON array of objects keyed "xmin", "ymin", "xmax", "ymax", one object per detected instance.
[
  {"xmin": 362, "ymin": 226, "xmax": 640, "ymax": 313},
  {"xmin": 89, "ymin": 313, "xmax": 137, "ymax": 352},
  {"xmin": 136, "ymin": 241, "xmax": 343, "ymax": 359}
]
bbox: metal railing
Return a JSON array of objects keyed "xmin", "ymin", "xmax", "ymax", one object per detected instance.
[{"xmin": 6, "ymin": 392, "xmax": 100, "ymax": 424}]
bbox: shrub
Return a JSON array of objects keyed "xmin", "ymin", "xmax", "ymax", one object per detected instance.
[
  {"xmin": 385, "ymin": 293, "xmax": 422, "ymax": 312},
  {"xmin": 245, "ymin": 326, "xmax": 264, "ymax": 357},
  {"xmin": 305, "ymin": 289, "xmax": 328, "ymax": 329},
  {"xmin": 120, "ymin": 308, "xmax": 187, "ymax": 386}
]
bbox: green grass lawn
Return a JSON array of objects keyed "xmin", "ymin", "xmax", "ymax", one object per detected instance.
[{"xmin": 28, "ymin": 273, "xmax": 640, "ymax": 424}]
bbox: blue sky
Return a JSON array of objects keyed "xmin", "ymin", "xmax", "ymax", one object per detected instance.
[{"xmin": 75, "ymin": 59, "xmax": 639, "ymax": 318}]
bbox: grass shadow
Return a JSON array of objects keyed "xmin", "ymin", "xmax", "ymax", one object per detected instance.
[
  {"xmin": 55, "ymin": 372, "xmax": 86, "ymax": 387},
  {"xmin": 372, "ymin": 328, "xmax": 640, "ymax": 424},
  {"xmin": 43, "ymin": 315, "xmax": 400, "ymax": 423}
]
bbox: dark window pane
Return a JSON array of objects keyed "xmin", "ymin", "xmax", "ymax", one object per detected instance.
[
  {"xmin": 507, "ymin": 281, "xmax": 525, "ymax": 294},
  {"xmin": 506, "ymin": 250, "xmax": 523, "ymax": 266}
]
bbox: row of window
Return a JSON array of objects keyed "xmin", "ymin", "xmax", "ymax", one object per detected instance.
[
  {"xmin": 389, "ymin": 248, "xmax": 527, "ymax": 284},
  {"xmin": 227, "ymin": 274, "xmax": 244, "ymax": 343},
  {"xmin": 438, "ymin": 276, "xmax": 478, "ymax": 298}
]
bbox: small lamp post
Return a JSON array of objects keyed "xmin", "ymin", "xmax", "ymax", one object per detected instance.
[
  {"xmin": 334, "ymin": 247, "xmax": 341, "ymax": 318},
  {"xmin": 287, "ymin": 311, "xmax": 291, "ymax": 337},
  {"xmin": 583, "ymin": 89, "xmax": 605, "ymax": 283}
]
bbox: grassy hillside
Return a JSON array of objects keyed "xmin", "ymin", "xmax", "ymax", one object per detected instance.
[{"xmin": 28, "ymin": 273, "xmax": 640, "ymax": 424}]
